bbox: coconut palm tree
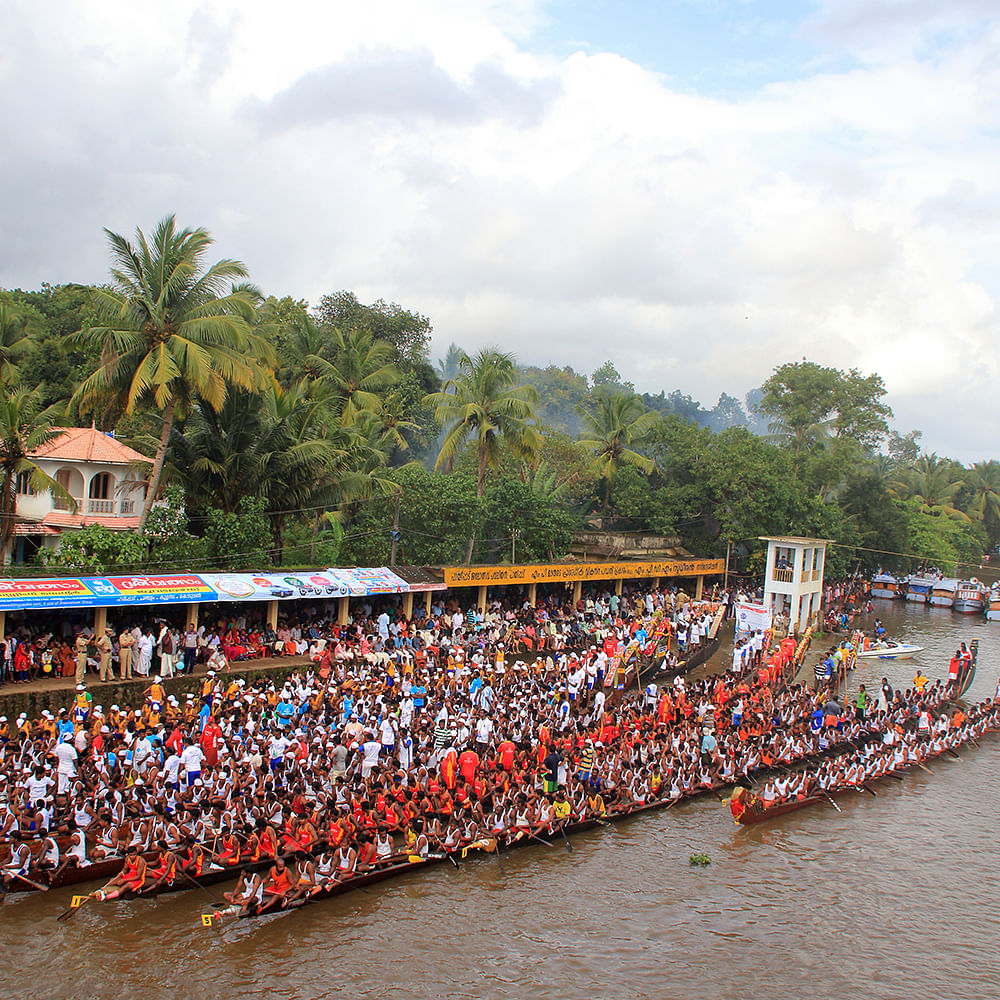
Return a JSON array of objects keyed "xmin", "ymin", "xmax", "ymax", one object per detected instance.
[
  {"xmin": 893, "ymin": 454, "xmax": 969, "ymax": 521},
  {"xmin": 70, "ymin": 215, "xmax": 274, "ymax": 532},
  {"xmin": 436, "ymin": 342, "xmax": 465, "ymax": 383},
  {"xmin": 966, "ymin": 460, "xmax": 1000, "ymax": 541},
  {"xmin": 0, "ymin": 303, "xmax": 29, "ymax": 383},
  {"xmin": 0, "ymin": 386, "xmax": 75, "ymax": 563},
  {"xmin": 577, "ymin": 389, "xmax": 658, "ymax": 511},
  {"xmin": 307, "ymin": 326, "xmax": 400, "ymax": 427},
  {"xmin": 426, "ymin": 347, "xmax": 541, "ymax": 497}
]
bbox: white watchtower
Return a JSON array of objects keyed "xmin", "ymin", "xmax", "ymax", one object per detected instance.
[{"xmin": 759, "ymin": 535, "xmax": 830, "ymax": 635}]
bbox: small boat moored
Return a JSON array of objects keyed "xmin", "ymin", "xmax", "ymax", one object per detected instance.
[
  {"xmin": 930, "ymin": 578, "xmax": 959, "ymax": 608},
  {"xmin": 953, "ymin": 579, "xmax": 988, "ymax": 615},
  {"xmin": 871, "ymin": 573, "xmax": 903, "ymax": 600},
  {"xmin": 988, "ymin": 583, "xmax": 1000, "ymax": 622},
  {"xmin": 904, "ymin": 575, "xmax": 937, "ymax": 604}
]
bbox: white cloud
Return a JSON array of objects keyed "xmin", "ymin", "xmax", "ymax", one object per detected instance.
[{"xmin": 0, "ymin": 0, "xmax": 998, "ymax": 461}]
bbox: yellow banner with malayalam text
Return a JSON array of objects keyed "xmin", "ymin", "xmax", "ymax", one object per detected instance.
[{"xmin": 443, "ymin": 559, "xmax": 724, "ymax": 588}]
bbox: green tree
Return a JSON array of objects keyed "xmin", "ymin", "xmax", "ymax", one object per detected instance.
[
  {"xmin": 39, "ymin": 522, "xmax": 145, "ymax": 573},
  {"xmin": 965, "ymin": 460, "xmax": 1000, "ymax": 546},
  {"xmin": 70, "ymin": 215, "xmax": 274, "ymax": 533},
  {"xmin": 0, "ymin": 302, "xmax": 29, "ymax": 381},
  {"xmin": 893, "ymin": 454, "xmax": 968, "ymax": 520},
  {"xmin": 315, "ymin": 291, "xmax": 432, "ymax": 367},
  {"xmin": 758, "ymin": 361, "xmax": 892, "ymax": 460},
  {"xmin": 339, "ymin": 467, "xmax": 483, "ymax": 567},
  {"xmin": 203, "ymin": 495, "xmax": 272, "ymax": 570},
  {"xmin": 427, "ymin": 348, "xmax": 541, "ymax": 497},
  {"xmin": 0, "ymin": 387, "xmax": 75, "ymax": 564},
  {"xmin": 577, "ymin": 389, "xmax": 657, "ymax": 513},
  {"xmin": 308, "ymin": 326, "xmax": 401, "ymax": 427}
]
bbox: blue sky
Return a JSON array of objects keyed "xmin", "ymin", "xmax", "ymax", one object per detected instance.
[{"xmin": 528, "ymin": 0, "xmax": 844, "ymax": 93}]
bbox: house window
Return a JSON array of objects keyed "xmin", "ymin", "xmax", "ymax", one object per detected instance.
[
  {"xmin": 89, "ymin": 473, "xmax": 112, "ymax": 499},
  {"xmin": 87, "ymin": 472, "xmax": 116, "ymax": 514},
  {"xmin": 15, "ymin": 471, "xmax": 33, "ymax": 495}
]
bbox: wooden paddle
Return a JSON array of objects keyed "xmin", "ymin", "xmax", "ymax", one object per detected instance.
[
  {"xmin": 10, "ymin": 871, "xmax": 49, "ymax": 892},
  {"xmin": 820, "ymin": 791, "xmax": 843, "ymax": 813}
]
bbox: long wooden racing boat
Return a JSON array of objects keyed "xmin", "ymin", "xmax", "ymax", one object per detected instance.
[
  {"xmin": 205, "ymin": 794, "xmax": 689, "ymax": 925},
  {"xmin": 17, "ymin": 724, "xmax": 888, "ymax": 905},
  {"xmin": 729, "ymin": 714, "xmax": 993, "ymax": 826}
]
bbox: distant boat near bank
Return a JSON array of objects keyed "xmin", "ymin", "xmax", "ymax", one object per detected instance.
[
  {"xmin": 904, "ymin": 575, "xmax": 936, "ymax": 604},
  {"xmin": 988, "ymin": 584, "xmax": 1000, "ymax": 622},
  {"xmin": 954, "ymin": 579, "xmax": 989, "ymax": 615},
  {"xmin": 930, "ymin": 578, "xmax": 959, "ymax": 608},
  {"xmin": 871, "ymin": 573, "xmax": 903, "ymax": 599}
]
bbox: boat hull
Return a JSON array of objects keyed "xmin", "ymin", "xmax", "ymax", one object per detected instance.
[{"xmin": 856, "ymin": 642, "xmax": 923, "ymax": 660}]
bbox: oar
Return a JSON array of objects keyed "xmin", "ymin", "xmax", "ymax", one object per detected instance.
[
  {"xmin": 10, "ymin": 871, "xmax": 49, "ymax": 892},
  {"xmin": 820, "ymin": 791, "xmax": 842, "ymax": 813},
  {"xmin": 57, "ymin": 893, "xmax": 94, "ymax": 922},
  {"xmin": 556, "ymin": 825, "xmax": 573, "ymax": 854},
  {"xmin": 859, "ymin": 784, "xmax": 877, "ymax": 797},
  {"xmin": 494, "ymin": 841, "xmax": 505, "ymax": 876},
  {"xmin": 524, "ymin": 831, "xmax": 556, "ymax": 849},
  {"xmin": 177, "ymin": 866, "xmax": 227, "ymax": 908},
  {"xmin": 912, "ymin": 760, "xmax": 934, "ymax": 775},
  {"xmin": 946, "ymin": 748, "xmax": 961, "ymax": 760}
]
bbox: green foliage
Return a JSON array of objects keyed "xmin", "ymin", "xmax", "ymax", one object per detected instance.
[
  {"xmin": 341, "ymin": 467, "xmax": 484, "ymax": 567},
  {"xmin": 903, "ymin": 499, "xmax": 987, "ymax": 575},
  {"xmin": 7, "ymin": 218, "xmax": 995, "ymax": 582},
  {"xmin": 479, "ymin": 478, "xmax": 578, "ymax": 563},
  {"xmin": 314, "ymin": 290, "xmax": 432, "ymax": 368},
  {"xmin": 39, "ymin": 523, "xmax": 145, "ymax": 573},
  {"xmin": 426, "ymin": 347, "xmax": 541, "ymax": 497},
  {"xmin": 689, "ymin": 852, "xmax": 711, "ymax": 867},
  {"xmin": 203, "ymin": 495, "xmax": 272, "ymax": 570},
  {"xmin": 759, "ymin": 360, "xmax": 892, "ymax": 457}
]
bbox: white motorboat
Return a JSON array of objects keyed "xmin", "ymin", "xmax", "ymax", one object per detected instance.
[{"xmin": 855, "ymin": 639, "xmax": 924, "ymax": 660}]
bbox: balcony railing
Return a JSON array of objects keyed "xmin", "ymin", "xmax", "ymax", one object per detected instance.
[
  {"xmin": 54, "ymin": 495, "xmax": 82, "ymax": 512},
  {"xmin": 772, "ymin": 567, "xmax": 794, "ymax": 583},
  {"xmin": 87, "ymin": 498, "xmax": 115, "ymax": 514},
  {"xmin": 120, "ymin": 499, "xmax": 135, "ymax": 515}
]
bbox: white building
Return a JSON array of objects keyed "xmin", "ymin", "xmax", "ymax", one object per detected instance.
[
  {"xmin": 14, "ymin": 427, "xmax": 150, "ymax": 562},
  {"xmin": 759, "ymin": 535, "xmax": 830, "ymax": 635}
]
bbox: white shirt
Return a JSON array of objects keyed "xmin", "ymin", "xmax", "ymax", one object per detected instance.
[
  {"xmin": 54, "ymin": 742, "xmax": 79, "ymax": 775},
  {"xmin": 180, "ymin": 744, "xmax": 206, "ymax": 772}
]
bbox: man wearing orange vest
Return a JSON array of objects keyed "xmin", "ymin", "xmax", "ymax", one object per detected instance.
[{"xmin": 440, "ymin": 747, "xmax": 458, "ymax": 790}]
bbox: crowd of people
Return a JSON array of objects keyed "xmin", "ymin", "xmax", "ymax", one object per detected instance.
[
  {"xmin": 0, "ymin": 586, "xmax": 724, "ymax": 897},
  {"xmin": 0, "ymin": 585, "xmax": 724, "ymax": 689},
  {"xmin": 0, "ymin": 577, "xmax": 983, "ymax": 919}
]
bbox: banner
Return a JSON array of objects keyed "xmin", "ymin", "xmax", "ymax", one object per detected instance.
[
  {"xmin": 0, "ymin": 574, "xmax": 218, "ymax": 611},
  {"xmin": 327, "ymin": 567, "xmax": 409, "ymax": 595},
  {"xmin": 735, "ymin": 601, "xmax": 773, "ymax": 634},
  {"xmin": 200, "ymin": 571, "xmax": 351, "ymax": 602},
  {"xmin": 444, "ymin": 558, "xmax": 725, "ymax": 588}
]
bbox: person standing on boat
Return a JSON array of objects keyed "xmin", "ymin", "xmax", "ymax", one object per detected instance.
[{"xmin": 854, "ymin": 685, "xmax": 868, "ymax": 722}]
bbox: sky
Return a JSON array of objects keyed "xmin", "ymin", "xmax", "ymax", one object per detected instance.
[{"xmin": 1, "ymin": 0, "xmax": 998, "ymax": 461}]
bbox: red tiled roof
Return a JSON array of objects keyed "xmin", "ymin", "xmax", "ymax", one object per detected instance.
[
  {"xmin": 40, "ymin": 512, "xmax": 141, "ymax": 531},
  {"xmin": 30, "ymin": 427, "xmax": 151, "ymax": 466},
  {"xmin": 13, "ymin": 522, "xmax": 60, "ymax": 536}
]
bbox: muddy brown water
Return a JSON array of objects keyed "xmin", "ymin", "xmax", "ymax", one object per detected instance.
[{"xmin": 3, "ymin": 602, "xmax": 998, "ymax": 1000}]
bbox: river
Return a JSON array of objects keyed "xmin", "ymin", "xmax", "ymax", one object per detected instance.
[{"xmin": 3, "ymin": 601, "xmax": 997, "ymax": 1000}]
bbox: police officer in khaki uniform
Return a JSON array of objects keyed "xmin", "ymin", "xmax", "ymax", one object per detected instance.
[
  {"xmin": 97, "ymin": 627, "xmax": 114, "ymax": 682},
  {"xmin": 74, "ymin": 631, "xmax": 90, "ymax": 685},
  {"xmin": 119, "ymin": 627, "xmax": 134, "ymax": 680}
]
